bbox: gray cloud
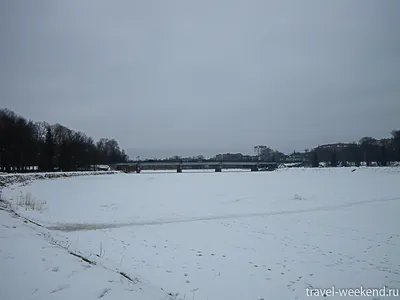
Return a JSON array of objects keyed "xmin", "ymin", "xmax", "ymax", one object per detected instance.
[{"xmin": 1, "ymin": 0, "xmax": 399, "ymax": 158}]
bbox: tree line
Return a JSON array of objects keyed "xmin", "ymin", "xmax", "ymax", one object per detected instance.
[
  {"xmin": 309, "ymin": 132, "xmax": 400, "ymax": 167},
  {"xmin": 0, "ymin": 109, "xmax": 128, "ymax": 172}
]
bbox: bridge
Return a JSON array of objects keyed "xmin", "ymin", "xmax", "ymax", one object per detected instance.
[{"xmin": 113, "ymin": 161, "xmax": 278, "ymax": 173}]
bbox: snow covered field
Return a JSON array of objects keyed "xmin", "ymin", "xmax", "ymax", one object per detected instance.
[{"xmin": 1, "ymin": 168, "xmax": 400, "ymax": 299}]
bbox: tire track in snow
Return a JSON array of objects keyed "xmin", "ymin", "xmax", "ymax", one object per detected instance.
[{"xmin": 47, "ymin": 196, "xmax": 400, "ymax": 232}]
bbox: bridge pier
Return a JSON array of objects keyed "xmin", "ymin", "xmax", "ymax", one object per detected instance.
[
  {"xmin": 177, "ymin": 165, "xmax": 182, "ymax": 173},
  {"xmin": 136, "ymin": 164, "xmax": 141, "ymax": 173},
  {"xmin": 215, "ymin": 165, "xmax": 222, "ymax": 172},
  {"xmin": 251, "ymin": 165, "xmax": 259, "ymax": 172}
]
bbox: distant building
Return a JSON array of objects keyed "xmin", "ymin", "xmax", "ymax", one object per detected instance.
[
  {"xmin": 315, "ymin": 143, "xmax": 354, "ymax": 151},
  {"xmin": 215, "ymin": 153, "xmax": 244, "ymax": 161},
  {"xmin": 316, "ymin": 140, "xmax": 392, "ymax": 150},
  {"xmin": 373, "ymin": 139, "xmax": 392, "ymax": 147},
  {"xmin": 254, "ymin": 145, "xmax": 267, "ymax": 156},
  {"xmin": 286, "ymin": 152, "xmax": 308, "ymax": 162}
]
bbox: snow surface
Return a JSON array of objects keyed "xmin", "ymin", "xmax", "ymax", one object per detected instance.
[
  {"xmin": 0, "ymin": 208, "xmax": 167, "ymax": 300},
  {"xmin": 1, "ymin": 167, "xmax": 400, "ymax": 299}
]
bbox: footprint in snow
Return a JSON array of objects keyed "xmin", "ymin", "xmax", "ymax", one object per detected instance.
[
  {"xmin": 51, "ymin": 284, "xmax": 70, "ymax": 293},
  {"xmin": 99, "ymin": 288, "xmax": 111, "ymax": 299},
  {"xmin": 31, "ymin": 288, "xmax": 39, "ymax": 295}
]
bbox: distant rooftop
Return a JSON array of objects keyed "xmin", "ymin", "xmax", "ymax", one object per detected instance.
[{"xmin": 316, "ymin": 143, "xmax": 355, "ymax": 149}]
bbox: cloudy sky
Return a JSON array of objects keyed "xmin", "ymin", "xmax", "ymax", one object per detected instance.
[{"xmin": 1, "ymin": 0, "xmax": 399, "ymax": 158}]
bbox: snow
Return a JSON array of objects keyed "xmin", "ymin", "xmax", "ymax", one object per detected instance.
[
  {"xmin": 0, "ymin": 208, "xmax": 167, "ymax": 300},
  {"xmin": 1, "ymin": 167, "xmax": 400, "ymax": 299},
  {"xmin": 279, "ymin": 163, "xmax": 304, "ymax": 168}
]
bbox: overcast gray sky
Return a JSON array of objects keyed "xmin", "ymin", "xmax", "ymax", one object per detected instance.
[{"xmin": 1, "ymin": 0, "xmax": 399, "ymax": 158}]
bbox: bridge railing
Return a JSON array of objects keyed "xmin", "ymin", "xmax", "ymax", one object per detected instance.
[{"xmin": 115, "ymin": 161, "xmax": 278, "ymax": 173}]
